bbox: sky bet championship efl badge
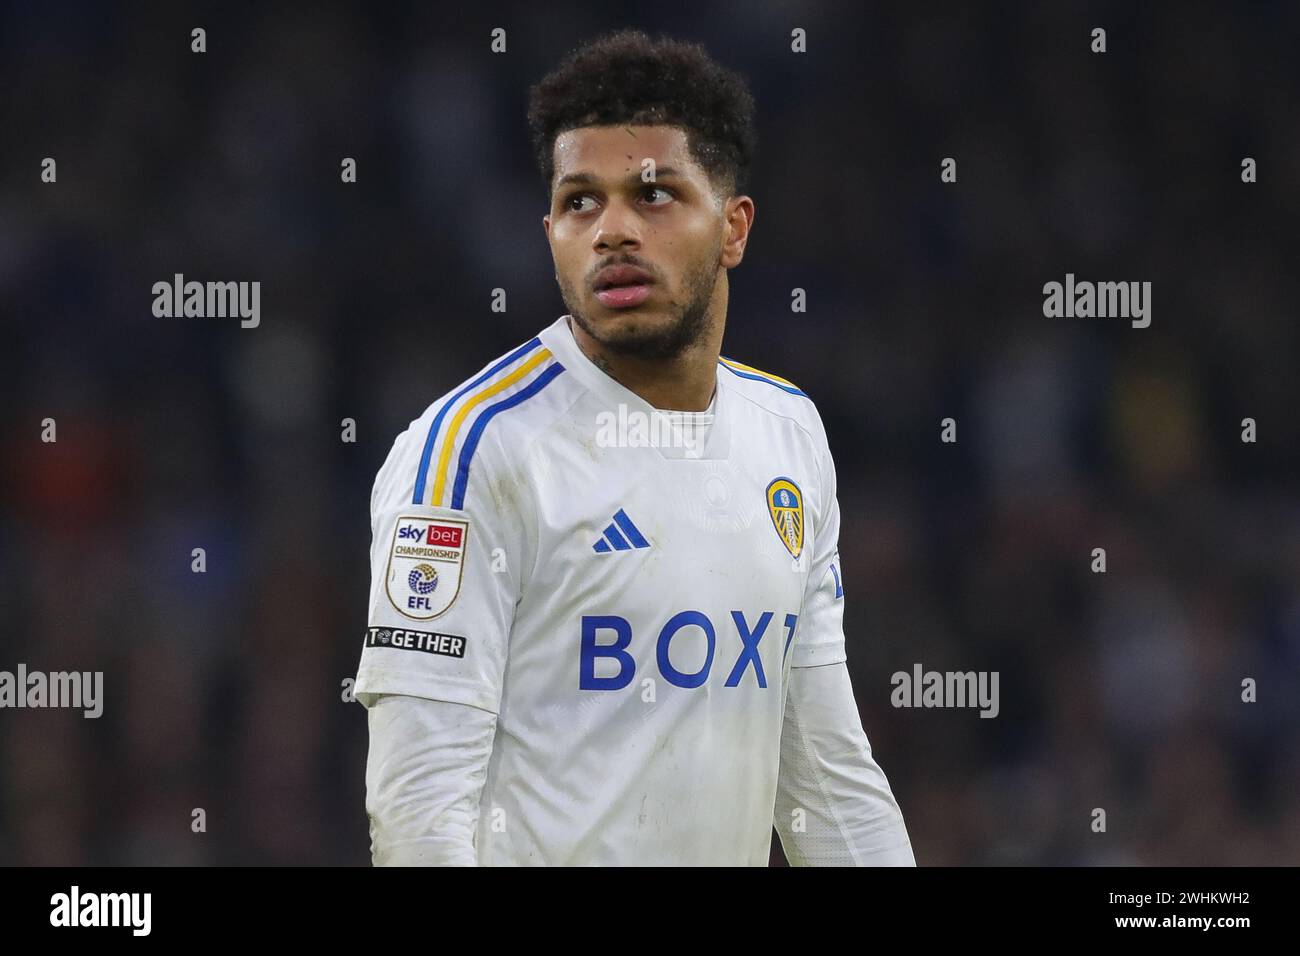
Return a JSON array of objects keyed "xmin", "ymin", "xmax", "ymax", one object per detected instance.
[
  {"xmin": 386, "ymin": 515, "xmax": 469, "ymax": 619},
  {"xmin": 766, "ymin": 477, "xmax": 804, "ymax": 560}
]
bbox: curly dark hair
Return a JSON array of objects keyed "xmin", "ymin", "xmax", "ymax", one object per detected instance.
[{"xmin": 526, "ymin": 29, "xmax": 757, "ymax": 201}]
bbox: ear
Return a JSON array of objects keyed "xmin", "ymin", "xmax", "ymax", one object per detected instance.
[
  {"xmin": 543, "ymin": 213, "xmax": 551, "ymax": 239},
  {"xmin": 720, "ymin": 196, "xmax": 755, "ymax": 269}
]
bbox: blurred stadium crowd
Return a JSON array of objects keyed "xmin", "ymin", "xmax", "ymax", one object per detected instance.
[{"xmin": 1, "ymin": 2, "xmax": 1297, "ymax": 864}]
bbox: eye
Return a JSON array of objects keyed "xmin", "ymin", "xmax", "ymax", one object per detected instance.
[
  {"xmin": 642, "ymin": 185, "xmax": 674, "ymax": 205},
  {"xmin": 565, "ymin": 193, "xmax": 596, "ymax": 213}
]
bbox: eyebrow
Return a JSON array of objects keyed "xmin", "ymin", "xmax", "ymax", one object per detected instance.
[{"xmin": 553, "ymin": 166, "xmax": 686, "ymax": 192}]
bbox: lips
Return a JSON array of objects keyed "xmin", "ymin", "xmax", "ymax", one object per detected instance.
[
  {"xmin": 593, "ymin": 265, "xmax": 655, "ymax": 291},
  {"xmin": 593, "ymin": 265, "xmax": 655, "ymax": 309},
  {"xmin": 596, "ymin": 285, "xmax": 652, "ymax": 308}
]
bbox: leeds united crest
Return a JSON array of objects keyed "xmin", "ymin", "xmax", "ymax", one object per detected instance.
[{"xmin": 765, "ymin": 477, "xmax": 804, "ymax": 559}]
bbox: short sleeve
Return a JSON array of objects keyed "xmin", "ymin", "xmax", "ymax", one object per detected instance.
[
  {"xmin": 790, "ymin": 407, "xmax": 848, "ymax": 668},
  {"xmin": 354, "ymin": 418, "xmax": 525, "ymax": 714}
]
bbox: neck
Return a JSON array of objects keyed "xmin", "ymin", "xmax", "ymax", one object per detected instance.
[{"xmin": 569, "ymin": 288, "xmax": 726, "ymax": 412}]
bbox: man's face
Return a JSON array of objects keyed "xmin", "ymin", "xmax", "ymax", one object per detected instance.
[{"xmin": 543, "ymin": 125, "xmax": 744, "ymax": 360}]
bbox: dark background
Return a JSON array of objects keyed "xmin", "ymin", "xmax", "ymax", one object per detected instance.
[{"xmin": 1, "ymin": 0, "xmax": 1297, "ymax": 865}]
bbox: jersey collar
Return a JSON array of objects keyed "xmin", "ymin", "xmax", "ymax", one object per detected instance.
[{"xmin": 539, "ymin": 315, "xmax": 733, "ymax": 460}]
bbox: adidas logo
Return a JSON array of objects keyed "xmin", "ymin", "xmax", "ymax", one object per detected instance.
[{"xmin": 592, "ymin": 508, "xmax": 651, "ymax": 553}]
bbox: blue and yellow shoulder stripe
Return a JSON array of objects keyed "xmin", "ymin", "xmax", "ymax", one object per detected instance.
[
  {"xmin": 412, "ymin": 337, "xmax": 565, "ymax": 509},
  {"xmin": 717, "ymin": 355, "xmax": 807, "ymax": 397}
]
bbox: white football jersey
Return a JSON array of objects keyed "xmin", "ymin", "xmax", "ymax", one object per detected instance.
[{"xmin": 355, "ymin": 314, "xmax": 850, "ymax": 865}]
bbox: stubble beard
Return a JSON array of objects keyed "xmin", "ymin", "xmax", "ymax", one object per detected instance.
[{"xmin": 561, "ymin": 243, "xmax": 723, "ymax": 361}]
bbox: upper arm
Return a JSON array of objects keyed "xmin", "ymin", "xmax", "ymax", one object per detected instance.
[
  {"xmin": 355, "ymin": 414, "xmax": 527, "ymax": 714},
  {"xmin": 790, "ymin": 405, "xmax": 847, "ymax": 668}
]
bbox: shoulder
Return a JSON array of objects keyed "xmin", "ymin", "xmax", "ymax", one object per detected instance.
[
  {"xmin": 717, "ymin": 353, "xmax": 829, "ymax": 453},
  {"xmin": 373, "ymin": 333, "xmax": 579, "ymax": 514}
]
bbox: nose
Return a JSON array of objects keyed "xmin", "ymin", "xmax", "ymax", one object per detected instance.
[{"xmin": 592, "ymin": 198, "xmax": 641, "ymax": 253}]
